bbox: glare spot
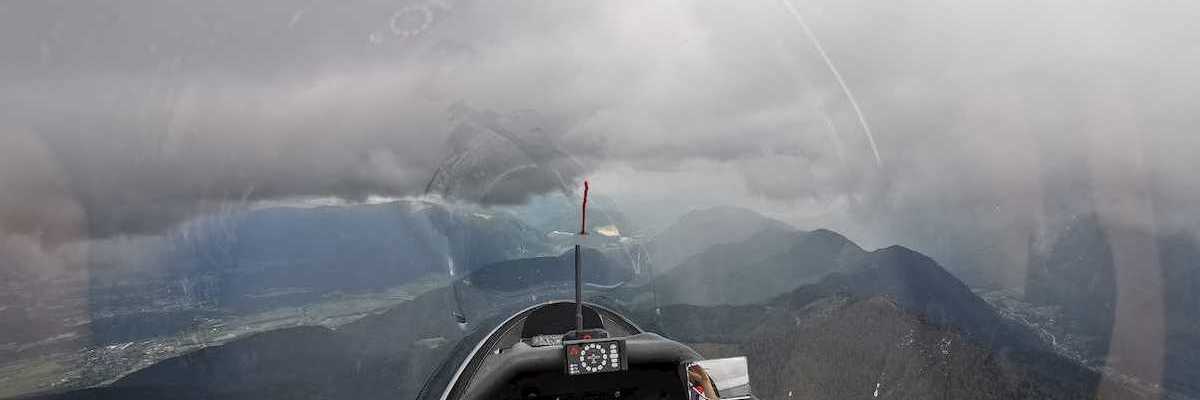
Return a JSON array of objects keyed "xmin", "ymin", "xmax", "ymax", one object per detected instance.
[{"xmin": 595, "ymin": 224, "xmax": 620, "ymax": 237}]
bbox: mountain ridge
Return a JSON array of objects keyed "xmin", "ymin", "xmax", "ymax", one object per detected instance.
[{"xmin": 647, "ymin": 206, "xmax": 795, "ymax": 273}]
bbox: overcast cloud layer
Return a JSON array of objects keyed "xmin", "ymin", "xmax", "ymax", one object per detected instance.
[{"xmin": 2, "ymin": 0, "xmax": 1200, "ymax": 285}]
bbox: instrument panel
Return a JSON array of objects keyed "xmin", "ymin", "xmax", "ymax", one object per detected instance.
[{"xmin": 563, "ymin": 338, "xmax": 627, "ymax": 375}]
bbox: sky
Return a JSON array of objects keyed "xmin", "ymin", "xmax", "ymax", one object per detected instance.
[{"xmin": 2, "ymin": 0, "xmax": 1200, "ymax": 287}]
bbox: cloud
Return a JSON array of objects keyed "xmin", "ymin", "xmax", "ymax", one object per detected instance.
[{"xmin": 2, "ymin": 0, "xmax": 1200, "ymax": 287}]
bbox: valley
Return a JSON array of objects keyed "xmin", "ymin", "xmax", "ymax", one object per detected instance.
[
  {"xmin": 0, "ymin": 275, "xmax": 444, "ymax": 398},
  {"xmin": 3, "ymin": 205, "xmax": 1195, "ymax": 400}
]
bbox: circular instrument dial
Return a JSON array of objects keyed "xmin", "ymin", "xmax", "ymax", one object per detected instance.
[
  {"xmin": 565, "ymin": 340, "xmax": 624, "ymax": 375},
  {"xmin": 578, "ymin": 343, "xmax": 610, "ymax": 373}
]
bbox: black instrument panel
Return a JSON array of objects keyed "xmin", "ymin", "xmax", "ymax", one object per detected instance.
[
  {"xmin": 563, "ymin": 338, "xmax": 627, "ymax": 375},
  {"xmin": 508, "ymin": 362, "xmax": 687, "ymax": 400}
]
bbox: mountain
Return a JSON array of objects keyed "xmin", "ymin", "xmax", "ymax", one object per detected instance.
[
  {"xmin": 650, "ymin": 226, "xmax": 1040, "ymax": 350},
  {"xmin": 802, "ymin": 245, "xmax": 1044, "ymax": 350},
  {"xmin": 21, "ymin": 245, "xmax": 1132, "ymax": 396},
  {"xmin": 1025, "ymin": 213, "xmax": 1200, "ymax": 397},
  {"xmin": 637, "ymin": 238, "xmax": 1145, "ymax": 399},
  {"xmin": 653, "ymin": 228, "xmax": 863, "ymax": 306},
  {"xmin": 1026, "ymin": 214, "xmax": 1117, "ymax": 343},
  {"xmin": 464, "ymin": 247, "xmax": 632, "ymax": 293},
  {"xmin": 653, "ymin": 296, "xmax": 1144, "ymax": 400},
  {"xmin": 651, "ymin": 239, "xmax": 1044, "ymax": 351},
  {"xmin": 647, "ymin": 206, "xmax": 794, "ymax": 273},
  {"xmin": 16, "ymin": 235, "xmax": 1142, "ymax": 400}
]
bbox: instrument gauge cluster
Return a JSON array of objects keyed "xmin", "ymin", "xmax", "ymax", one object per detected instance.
[{"xmin": 563, "ymin": 338, "xmax": 627, "ymax": 375}]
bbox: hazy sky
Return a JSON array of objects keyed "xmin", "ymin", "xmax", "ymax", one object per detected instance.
[{"xmin": 2, "ymin": 0, "xmax": 1199, "ymax": 285}]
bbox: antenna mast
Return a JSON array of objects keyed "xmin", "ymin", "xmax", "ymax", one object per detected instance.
[{"xmin": 575, "ymin": 180, "xmax": 589, "ymax": 332}]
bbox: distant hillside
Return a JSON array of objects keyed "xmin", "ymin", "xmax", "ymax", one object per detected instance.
[
  {"xmin": 648, "ymin": 228, "xmax": 1045, "ymax": 350},
  {"xmin": 656, "ymin": 296, "xmax": 1143, "ymax": 400},
  {"xmin": 650, "ymin": 226, "xmax": 1040, "ymax": 351},
  {"xmin": 647, "ymin": 206, "xmax": 794, "ymax": 273},
  {"xmin": 1026, "ymin": 213, "xmax": 1200, "ymax": 397},
  {"xmin": 465, "ymin": 247, "xmax": 631, "ymax": 292},
  {"xmin": 653, "ymin": 228, "xmax": 862, "ymax": 306},
  {"xmin": 18, "ymin": 240, "xmax": 1147, "ymax": 400},
  {"xmin": 502, "ymin": 193, "xmax": 634, "ymax": 238},
  {"xmin": 642, "ymin": 240, "xmax": 1150, "ymax": 399}
]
